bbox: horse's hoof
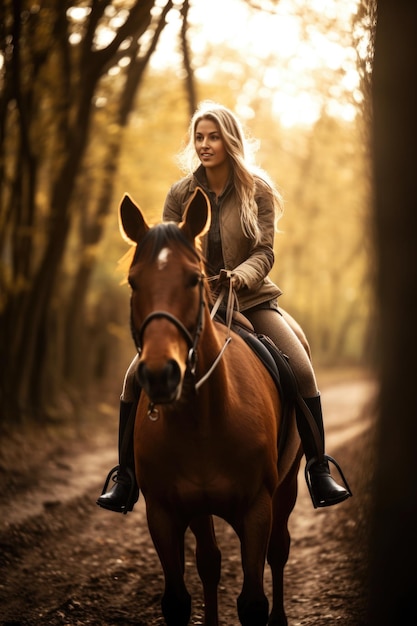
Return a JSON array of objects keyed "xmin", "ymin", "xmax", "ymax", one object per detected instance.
[{"xmin": 237, "ymin": 595, "xmax": 269, "ymax": 625}]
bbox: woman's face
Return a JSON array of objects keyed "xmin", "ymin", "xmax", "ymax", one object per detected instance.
[{"xmin": 194, "ymin": 118, "xmax": 229, "ymax": 170}]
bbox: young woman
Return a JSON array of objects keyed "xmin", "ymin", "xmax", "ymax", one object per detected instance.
[{"xmin": 97, "ymin": 101, "xmax": 351, "ymax": 514}]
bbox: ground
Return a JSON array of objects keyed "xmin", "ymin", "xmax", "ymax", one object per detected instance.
[{"xmin": 0, "ymin": 368, "xmax": 376, "ymax": 626}]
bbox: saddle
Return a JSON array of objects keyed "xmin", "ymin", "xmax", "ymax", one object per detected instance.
[{"xmin": 212, "ymin": 307, "xmax": 325, "ymax": 469}]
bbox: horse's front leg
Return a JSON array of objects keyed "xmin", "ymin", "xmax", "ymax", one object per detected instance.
[
  {"xmin": 189, "ymin": 514, "xmax": 221, "ymax": 626},
  {"xmin": 146, "ymin": 502, "xmax": 191, "ymax": 626},
  {"xmin": 235, "ymin": 490, "xmax": 272, "ymax": 626}
]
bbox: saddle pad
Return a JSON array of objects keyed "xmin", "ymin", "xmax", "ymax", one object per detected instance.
[{"xmin": 231, "ymin": 324, "xmax": 299, "ymax": 457}]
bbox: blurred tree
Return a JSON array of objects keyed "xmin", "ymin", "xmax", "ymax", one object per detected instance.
[
  {"xmin": 61, "ymin": 2, "xmax": 173, "ymax": 402},
  {"xmin": 180, "ymin": 0, "xmax": 197, "ymax": 116},
  {"xmin": 272, "ymin": 112, "xmax": 371, "ymax": 364},
  {"xmin": 0, "ymin": 0, "xmax": 371, "ymax": 426},
  {"xmin": 0, "ymin": 0, "xmax": 177, "ymax": 422},
  {"xmin": 369, "ymin": 0, "xmax": 417, "ymax": 622}
]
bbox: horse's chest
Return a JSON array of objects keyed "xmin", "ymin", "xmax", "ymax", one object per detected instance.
[
  {"xmin": 140, "ymin": 440, "xmax": 264, "ymax": 513},
  {"xmin": 137, "ymin": 419, "xmax": 272, "ymax": 515}
]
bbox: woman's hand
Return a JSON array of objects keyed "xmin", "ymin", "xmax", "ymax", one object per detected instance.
[
  {"xmin": 218, "ymin": 269, "xmax": 246, "ymax": 291},
  {"xmin": 231, "ymin": 274, "xmax": 245, "ymax": 290}
]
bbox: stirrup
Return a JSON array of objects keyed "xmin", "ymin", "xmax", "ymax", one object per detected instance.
[
  {"xmin": 100, "ymin": 464, "xmax": 138, "ymax": 515},
  {"xmin": 305, "ymin": 454, "xmax": 352, "ymax": 509},
  {"xmin": 100, "ymin": 465, "xmax": 120, "ymax": 494}
]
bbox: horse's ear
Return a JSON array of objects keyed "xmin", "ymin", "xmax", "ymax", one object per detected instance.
[
  {"xmin": 119, "ymin": 193, "xmax": 149, "ymax": 245},
  {"xmin": 181, "ymin": 187, "xmax": 211, "ymax": 242}
]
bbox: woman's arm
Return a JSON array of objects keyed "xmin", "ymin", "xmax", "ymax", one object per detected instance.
[{"xmin": 162, "ymin": 186, "xmax": 185, "ymax": 223}]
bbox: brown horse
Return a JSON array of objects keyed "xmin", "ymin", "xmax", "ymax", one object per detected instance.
[{"xmin": 119, "ymin": 187, "xmax": 302, "ymax": 626}]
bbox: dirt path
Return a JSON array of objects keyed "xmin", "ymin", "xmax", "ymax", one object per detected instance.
[{"xmin": 0, "ymin": 369, "xmax": 376, "ymax": 625}]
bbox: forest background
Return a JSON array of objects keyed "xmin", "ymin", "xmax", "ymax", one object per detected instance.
[
  {"xmin": 0, "ymin": 0, "xmax": 374, "ymax": 425},
  {"xmin": 2, "ymin": 2, "xmax": 417, "ymax": 621}
]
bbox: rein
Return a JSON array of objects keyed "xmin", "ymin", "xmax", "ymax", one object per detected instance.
[{"xmin": 194, "ymin": 275, "xmax": 235, "ymax": 391}]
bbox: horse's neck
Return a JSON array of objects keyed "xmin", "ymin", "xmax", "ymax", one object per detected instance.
[
  {"xmin": 194, "ymin": 316, "xmax": 231, "ymax": 391},
  {"xmin": 202, "ymin": 313, "xmax": 229, "ymax": 358}
]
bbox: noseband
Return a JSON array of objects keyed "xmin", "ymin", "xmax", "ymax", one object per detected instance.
[{"xmin": 131, "ymin": 275, "xmax": 205, "ymax": 376}]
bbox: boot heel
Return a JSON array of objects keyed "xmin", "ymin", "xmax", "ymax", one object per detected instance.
[{"xmin": 324, "ymin": 454, "xmax": 353, "ymax": 496}]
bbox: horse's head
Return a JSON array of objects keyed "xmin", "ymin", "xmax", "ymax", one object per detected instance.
[{"xmin": 119, "ymin": 187, "xmax": 210, "ymax": 405}]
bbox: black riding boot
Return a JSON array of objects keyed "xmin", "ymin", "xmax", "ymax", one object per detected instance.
[
  {"xmin": 296, "ymin": 394, "xmax": 352, "ymax": 508},
  {"xmin": 97, "ymin": 400, "xmax": 139, "ymax": 514}
]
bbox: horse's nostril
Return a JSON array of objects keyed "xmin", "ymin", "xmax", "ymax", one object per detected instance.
[
  {"xmin": 165, "ymin": 359, "xmax": 181, "ymax": 388},
  {"xmin": 137, "ymin": 361, "xmax": 148, "ymax": 388},
  {"xmin": 137, "ymin": 359, "xmax": 182, "ymax": 403}
]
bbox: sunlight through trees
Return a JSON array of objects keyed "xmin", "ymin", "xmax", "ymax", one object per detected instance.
[{"xmin": 0, "ymin": 0, "xmax": 373, "ymax": 423}]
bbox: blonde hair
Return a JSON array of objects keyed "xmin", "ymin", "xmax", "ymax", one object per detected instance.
[{"xmin": 176, "ymin": 101, "xmax": 283, "ymax": 243}]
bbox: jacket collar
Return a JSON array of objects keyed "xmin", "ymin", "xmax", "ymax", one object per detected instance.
[{"xmin": 193, "ymin": 165, "xmax": 233, "ymax": 200}]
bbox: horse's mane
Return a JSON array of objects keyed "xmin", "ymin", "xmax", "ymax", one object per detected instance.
[
  {"xmin": 117, "ymin": 221, "xmax": 206, "ymax": 285},
  {"xmin": 134, "ymin": 223, "xmax": 202, "ymax": 263}
]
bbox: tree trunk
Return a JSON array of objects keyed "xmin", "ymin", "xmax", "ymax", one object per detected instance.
[
  {"xmin": 180, "ymin": 0, "xmax": 197, "ymax": 116},
  {"xmin": 0, "ymin": 1, "xmax": 174, "ymax": 423},
  {"xmin": 369, "ymin": 1, "xmax": 417, "ymax": 623}
]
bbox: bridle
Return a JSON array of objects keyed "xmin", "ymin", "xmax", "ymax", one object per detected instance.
[
  {"xmin": 131, "ymin": 274, "xmax": 205, "ymax": 378},
  {"xmin": 130, "ymin": 272, "xmax": 235, "ymax": 396}
]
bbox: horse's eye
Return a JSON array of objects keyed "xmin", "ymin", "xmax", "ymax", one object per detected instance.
[{"xmin": 188, "ymin": 273, "xmax": 200, "ymax": 288}]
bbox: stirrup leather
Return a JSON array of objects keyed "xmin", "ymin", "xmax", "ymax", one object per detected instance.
[{"xmin": 305, "ymin": 454, "xmax": 352, "ymax": 509}]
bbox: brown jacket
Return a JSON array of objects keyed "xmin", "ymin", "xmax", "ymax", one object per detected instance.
[{"xmin": 162, "ymin": 168, "xmax": 282, "ymax": 311}]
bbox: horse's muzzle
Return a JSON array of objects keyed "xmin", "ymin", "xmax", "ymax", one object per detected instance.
[{"xmin": 137, "ymin": 358, "xmax": 182, "ymax": 404}]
